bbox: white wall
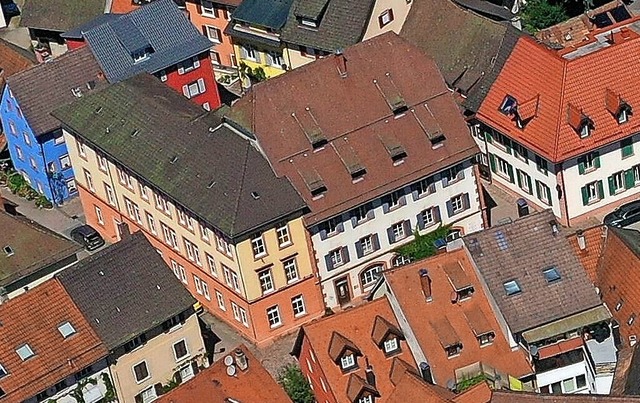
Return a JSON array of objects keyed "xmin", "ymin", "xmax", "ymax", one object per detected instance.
[
  {"xmin": 312, "ymin": 161, "xmax": 484, "ymax": 307},
  {"xmin": 536, "ymin": 350, "xmax": 595, "ymax": 394},
  {"xmin": 24, "ymin": 361, "xmax": 112, "ymax": 403}
]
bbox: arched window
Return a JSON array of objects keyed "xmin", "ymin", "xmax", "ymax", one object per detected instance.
[{"xmin": 360, "ymin": 265, "xmax": 383, "ymax": 288}]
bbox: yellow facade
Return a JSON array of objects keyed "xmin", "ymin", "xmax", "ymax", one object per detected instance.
[{"xmin": 233, "ymin": 44, "xmax": 287, "ymax": 80}]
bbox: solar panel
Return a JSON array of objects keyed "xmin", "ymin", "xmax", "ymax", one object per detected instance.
[
  {"xmin": 495, "ymin": 230, "xmax": 509, "ymax": 251},
  {"xmin": 592, "ymin": 12, "xmax": 613, "ymax": 28},
  {"xmin": 610, "ymin": 6, "xmax": 632, "ymax": 23}
]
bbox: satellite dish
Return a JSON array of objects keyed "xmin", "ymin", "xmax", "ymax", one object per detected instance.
[
  {"xmin": 224, "ymin": 355, "xmax": 234, "ymax": 366},
  {"xmin": 226, "ymin": 365, "xmax": 237, "ymax": 377},
  {"xmin": 530, "ymin": 345, "xmax": 539, "ymax": 357}
]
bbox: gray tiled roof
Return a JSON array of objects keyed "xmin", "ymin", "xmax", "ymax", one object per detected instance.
[
  {"xmin": 232, "ymin": 0, "xmax": 294, "ymax": 30},
  {"xmin": 6, "ymin": 46, "xmax": 107, "ymax": 137},
  {"xmin": 57, "ymin": 233, "xmax": 196, "ymax": 350},
  {"xmin": 280, "ymin": 0, "xmax": 375, "ymax": 52},
  {"xmin": 83, "ymin": 0, "xmax": 213, "ymax": 82},
  {"xmin": 463, "ymin": 210, "xmax": 602, "ymax": 334},
  {"xmin": 52, "ymin": 73, "xmax": 306, "ymax": 239},
  {"xmin": 20, "ymin": 0, "xmax": 106, "ymax": 32}
]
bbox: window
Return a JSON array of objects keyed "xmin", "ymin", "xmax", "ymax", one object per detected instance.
[
  {"xmin": 206, "ymin": 26, "xmax": 222, "ymax": 43},
  {"xmin": 67, "ymin": 178, "xmax": 77, "ymax": 193},
  {"xmin": 146, "ymin": 212, "xmax": 157, "ymax": 235},
  {"xmin": 178, "ymin": 56, "xmax": 201, "ymax": 75},
  {"xmin": 223, "ymin": 265, "xmax": 240, "ymax": 292},
  {"xmin": 267, "ymin": 51, "xmax": 284, "ymax": 67},
  {"xmin": 200, "ymin": 224, "xmax": 211, "ymax": 243},
  {"xmin": 445, "ymin": 343, "xmax": 463, "ymax": 357},
  {"xmin": 16, "ymin": 344, "xmax": 35, "ymax": 360},
  {"xmin": 391, "ymin": 221, "xmax": 407, "ymax": 241},
  {"xmin": 359, "ymin": 235, "xmax": 376, "ymax": 256},
  {"xmin": 252, "ymin": 234, "xmax": 267, "ymax": 257},
  {"xmin": 117, "ymin": 168, "xmax": 134, "ymax": 189},
  {"xmin": 267, "ymin": 305, "xmax": 281, "ymax": 328},
  {"xmin": 581, "ymin": 181, "xmax": 603, "ymax": 205},
  {"xmin": 277, "ymin": 224, "xmax": 291, "ymax": 247},
  {"xmin": 206, "ymin": 253, "xmax": 217, "ymax": 276},
  {"xmin": 161, "ymin": 223, "xmax": 179, "ymax": 251},
  {"xmin": 94, "ymin": 206, "xmax": 104, "ymax": 225},
  {"xmin": 284, "ymin": 257, "xmax": 299, "ymax": 283},
  {"xmin": 448, "ymin": 194, "xmax": 469, "ymax": 216},
  {"xmin": 210, "ymin": 51, "xmax": 221, "ymax": 66},
  {"xmin": 58, "ymin": 154, "xmax": 71, "ymax": 170},
  {"xmin": 622, "ymin": 137, "xmax": 634, "ymax": 158},
  {"xmin": 216, "ymin": 291, "xmax": 225, "ymax": 310},
  {"xmin": 576, "ymin": 375, "xmax": 587, "ymax": 389},
  {"xmin": 230, "ymin": 53, "xmax": 237, "ymax": 67},
  {"xmin": 8, "ymin": 121, "xmax": 16, "ymax": 135},
  {"xmin": 154, "ymin": 193, "xmax": 172, "ymax": 216},
  {"xmin": 216, "ymin": 234, "xmax": 233, "ymax": 256},
  {"xmin": 517, "ymin": 169, "xmax": 532, "ymax": 194},
  {"xmin": 139, "ymin": 385, "xmax": 157, "ymax": 403},
  {"xmin": 392, "ymin": 255, "xmax": 412, "ymax": 267},
  {"xmin": 389, "ymin": 190, "xmax": 404, "ymax": 209},
  {"xmin": 543, "ymin": 267, "xmax": 561, "ymax": 283},
  {"xmin": 580, "ymin": 123, "xmax": 591, "ymax": 138},
  {"xmin": 378, "ymin": 8, "xmax": 394, "ymax": 27},
  {"xmin": 580, "ymin": 152, "xmax": 598, "ymax": 173},
  {"xmin": 14, "ymin": 145, "xmax": 23, "ymax": 160},
  {"xmin": 500, "ymin": 95, "xmax": 517, "ymax": 114},
  {"xmin": 360, "ymin": 265, "xmax": 382, "ymax": 288},
  {"xmin": 383, "ymin": 337, "xmax": 399, "ymax": 353},
  {"xmin": 239, "ymin": 306, "xmax": 248, "ymax": 327},
  {"xmin": 535, "ymin": 154, "xmax": 548, "ymax": 174},
  {"xmin": 258, "ymin": 269, "xmax": 275, "ymax": 294},
  {"xmin": 291, "ymin": 295, "xmax": 306, "ymax": 317},
  {"xmin": 104, "ymin": 183, "xmax": 116, "ymax": 206},
  {"xmin": 133, "ymin": 361, "xmax": 150, "ymax": 383},
  {"xmin": 242, "ymin": 45, "xmax": 257, "ymax": 61},
  {"xmin": 58, "ymin": 321, "xmax": 76, "ymax": 338},
  {"xmin": 139, "ymin": 183, "xmax": 149, "ymax": 201},
  {"xmin": 194, "ymin": 275, "xmax": 203, "ymax": 294},
  {"xmin": 610, "ymin": 171, "xmax": 625, "ymax": 194},
  {"xmin": 478, "ymin": 332, "xmax": 495, "ymax": 346},
  {"xmin": 184, "ymin": 239, "xmax": 202, "ymax": 266},
  {"xmin": 503, "ymin": 280, "xmax": 521, "ymax": 296},
  {"xmin": 495, "ymin": 155, "xmax": 514, "ymax": 182},
  {"xmin": 201, "ymin": 0, "xmax": 216, "ymax": 16},
  {"xmin": 324, "ymin": 217, "xmax": 342, "ymax": 236},
  {"xmin": 84, "ymin": 169, "xmax": 94, "ymax": 192},
  {"xmin": 616, "ymin": 300, "xmax": 624, "ymax": 311},
  {"xmin": 416, "ymin": 178, "xmax": 435, "ymax": 197},
  {"xmin": 132, "ymin": 49, "xmax": 150, "ymax": 63},
  {"xmin": 536, "ymin": 180, "xmax": 552, "ymax": 206},
  {"xmin": 77, "ymin": 139, "xmax": 87, "ymax": 158},
  {"xmin": 182, "ymin": 79, "xmax": 206, "ymax": 99},
  {"xmin": 629, "ymin": 314, "xmax": 636, "ymax": 325},
  {"xmin": 54, "ymin": 133, "xmax": 65, "ymax": 145},
  {"xmin": 124, "ymin": 197, "xmax": 142, "ymax": 224},
  {"xmin": 232, "ymin": 301, "xmax": 241, "ymax": 321},
  {"xmin": 97, "ymin": 154, "xmax": 108, "ymax": 172},
  {"xmin": 173, "ymin": 340, "xmax": 189, "ymax": 361},
  {"xmin": 330, "ymin": 248, "xmax": 345, "ymax": 268},
  {"xmin": 513, "ymin": 142, "xmax": 529, "ymax": 162},
  {"xmin": 340, "ymin": 353, "xmax": 356, "ymax": 370},
  {"xmin": 420, "ymin": 207, "xmax": 437, "ymax": 228},
  {"xmin": 0, "ymin": 364, "xmax": 7, "ymax": 379},
  {"xmin": 202, "ymin": 281, "xmax": 210, "ymax": 300},
  {"xmin": 359, "ymin": 396, "xmax": 373, "ymax": 403},
  {"xmin": 159, "ymin": 70, "xmax": 167, "ymax": 82}
]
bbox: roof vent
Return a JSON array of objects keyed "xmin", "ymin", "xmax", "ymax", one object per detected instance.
[
  {"xmin": 234, "ymin": 348, "xmax": 248, "ymax": 371},
  {"xmin": 224, "ymin": 355, "xmax": 237, "ymax": 377},
  {"xmin": 251, "ymin": 191, "xmax": 260, "ymax": 200},
  {"xmin": 72, "ymin": 88, "xmax": 83, "ymax": 98},
  {"xmin": 209, "ymin": 127, "xmax": 216, "ymax": 133},
  {"xmin": 576, "ymin": 230, "xmax": 586, "ymax": 250},
  {"xmin": 99, "ymin": 271, "xmax": 104, "ymax": 276},
  {"xmin": 2, "ymin": 246, "xmax": 13, "ymax": 257},
  {"xmin": 131, "ymin": 129, "xmax": 140, "ymax": 137},
  {"xmin": 95, "ymin": 106, "xmax": 103, "ymax": 114},
  {"xmin": 170, "ymin": 156, "xmax": 178, "ymax": 164},
  {"xmin": 207, "ymin": 181, "xmax": 216, "ymax": 189}
]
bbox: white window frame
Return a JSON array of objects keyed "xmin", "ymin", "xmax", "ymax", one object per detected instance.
[
  {"xmin": 16, "ymin": 344, "xmax": 35, "ymax": 360},
  {"xmin": 194, "ymin": 275, "xmax": 203, "ymax": 294},
  {"xmin": 146, "ymin": 212, "xmax": 157, "ymax": 235},
  {"xmin": 205, "ymin": 26, "xmax": 222, "ymax": 43},
  {"xmin": 383, "ymin": 337, "xmax": 399, "ymax": 353},
  {"xmin": 360, "ymin": 235, "xmax": 374, "ymax": 255},
  {"xmin": 84, "ymin": 170, "xmax": 95, "ymax": 192},
  {"xmin": 173, "ymin": 339, "xmax": 190, "ymax": 362},
  {"xmin": 140, "ymin": 385, "xmax": 157, "ymax": 403},
  {"xmin": 202, "ymin": 281, "xmax": 210, "ymax": 300},
  {"xmin": 95, "ymin": 206, "xmax": 104, "ymax": 225},
  {"xmin": 586, "ymin": 182, "xmax": 599, "ymax": 202},
  {"xmin": 201, "ymin": 0, "xmax": 216, "ymax": 16},
  {"xmin": 258, "ymin": 269, "xmax": 275, "ymax": 294},
  {"xmin": 392, "ymin": 222, "xmax": 406, "ymax": 240},
  {"xmin": 584, "ymin": 152, "xmax": 596, "ymax": 171},
  {"xmin": 379, "ymin": 8, "xmax": 394, "ymax": 26},
  {"xmin": 291, "ymin": 295, "xmax": 306, "ymax": 317},
  {"xmin": 340, "ymin": 353, "xmax": 355, "ymax": 369},
  {"xmin": 239, "ymin": 306, "xmax": 248, "ymax": 327},
  {"xmin": 330, "ymin": 248, "xmax": 344, "ymax": 267},
  {"xmin": 612, "ymin": 171, "xmax": 625, "ymax": 193},
  {"xmin": 251, "ymin": 234, "xmax": 267, "ymax": 258},
  {"xmin": 216, "ymin": 291, "xmax": 226, "ymax": 311},
  {"xmin": 361, "ymin": 265, "xmax": 382, "ymax": 288},
  {"xmin": 232, "ymin": 302, "xmax": 241, "ymax": 321},
  {"xmin": 284, "ymin": 257, "xmax": 299, "ymax": 283},
  {"xmin": 451, "ymin": 195, "xmax": 465, "ymax": 214},
  {"xmin": 277, "ymin": 224, "xmax": 292, "ymax": 247},
  {"xmin": 105, "ymin": 183, "xmax": 116, "ymax": 206},
  {"xmin": 98, "ymin": 154, "xmax": 108, "ymax": 172},
  {"xmin": 267, "ymin": 305, "xmax": 282, "ymax": 328},
  {"xmin": 206, "ymin": 253, "xmax": 217, "ymax": 277}
]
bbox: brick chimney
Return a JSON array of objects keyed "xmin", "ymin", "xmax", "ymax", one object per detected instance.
[
  {"xmin": 335, "ymin": 50, "xmax": 347, "ymax": 78},
  {"xmin": 419, "ymin": 269, "xmax": 433, "ymax": 302}
]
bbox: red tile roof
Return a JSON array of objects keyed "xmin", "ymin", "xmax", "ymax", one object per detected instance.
[
  {"xmin": 386, "ymin": 371, "xmax": 456, "ymax": 403},
  {"xmin": 0, "ymin": 279, "xmax": 107, "ymax": 401},
  {"xmin": 384, "ymin": 248, "xmax": 533, "ymax": 385},
  {"xmin": 229, "ymin": 32, "xmax": 478, "ymax": 225},
  {"xmin": 477, "ymin": 26, "xmax": 640, "ymax": 163},
  {"xmin": 295, "ymin": 298, "xmax": 418, "ymax": 402},
  {"xmin": 0, "ymin": 39, "xmax": 35, "ymax": 89},
  {"xmin": 567, "ymin": 226, "xmax": 606, "ymax": 284},
  {"xmin": 157, "ymin": 344, "xmax": 291, "ymax": 403},
  {"xmin": 110, "ymin": 0, "xmax": 140, "ymax": 13}
]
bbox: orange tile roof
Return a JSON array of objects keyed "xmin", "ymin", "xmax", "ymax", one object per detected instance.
[
  {"xmin": 298, "ymin": 298, "xmax": 418, "ymax": 402},
  {"xmin": 453, "ymin": 382, "xmax": 493, "ymax": 403},
  {"xmin": 110, "ymin": 0, "xmax": 140, "ymax": 13},
  {"xmin": 157, "ymin": 344, "xmax": 291, "ymax": 403},
  {"xmin": 0, "ymin": 39, "xmax": 35, "ymax": 89},
  {"xmin": 384, "ymin": 249, "xmax": 533, "ymax": 385},
  {"xmin": 386, "ymin": 371, "xmax": 456, "ymax": 403},
  {"xmin": 477, "ymin": 27, "xmax": 640, "ymax": 162},
  {"xmin": 567, "ymin": 226, "xmax": 606, "ymax": 284},
  {"xmin": 0, "ymin": 279, "xmax": 107, "ymax": 401}
]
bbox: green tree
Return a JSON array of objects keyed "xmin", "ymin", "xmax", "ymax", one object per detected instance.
[
  {"xmin": 521, "ymin": 0, "xmax": 568, "ymax": 32},
  {"xmin": 277, "ymin": 364, "xmax": 314, "ymax": 403}
]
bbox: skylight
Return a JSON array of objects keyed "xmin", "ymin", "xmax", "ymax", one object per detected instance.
[
  {"xmin": 2, "ymin": 246, "xmax": 13, "ymax": 257},
  {"xmin": 543, "ymin": 267, "xmax": 561, "ymax": 283},
  {"xmin": 16, "ymin": 344, "xmax": 35, "ymax": 361},
  {"xmin": 499, "ymin": 95, "xmax": 517, "ymax": 115},
  {"xmin": 58, "ymin": 321, "xmax": 76, "ymax": 338},
  {"xmin": 503, "ymin": 280, "xmax": 521, "ymax": 296},
  {"xmin": 0, "ymin": 364, "xmax": 7, "ymax": 378}
]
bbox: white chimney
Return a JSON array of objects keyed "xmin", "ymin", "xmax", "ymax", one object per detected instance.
[{"xmin": 577, "ymin": 230, "xmax": 586, "ymax": 251}]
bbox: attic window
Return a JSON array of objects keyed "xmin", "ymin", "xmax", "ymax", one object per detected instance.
[
  {"xmin": 543, "ymin": 267, "xmax": 561, "ymax": 283},
  {"xmin": 251, "ymin": 191, "xmax": 260, "ymax": 200},
  {"xmin": 629, "ymin": 314, "xmax": 636, "ymax": 326},
  {"xmin": 445, "ymin": 343, "xmax": 463, "ymax": 357},
  {"xmin": 580, "ymin": 123, "xmax": 591, "ymax": 138},
  {"xmin": 350, "ymin": 167, "xmax": 367, "ymax": 182},
  {"xmin": 618, "ymin": 104, "xmax": 632, "ymax": 124},
  {"xmin": 0, "ymin": 364, "xmax": 7, "ymax": 378},
  {"xmin": 383, "ymin": 337, "xmax": 400, "ymax": 354},
  {"xmin": 567, "ymin": 104, "xmax": 593, "ymax": 138},
  {"xmin": 299, "ymin": 18, "xmax": 318, "ymax": 28},
  {"xmin": 291, "ymin": 110, "xmax": 327, "ymax": 150},
  {"xmin": 16, "ymin": 344, "xmax": 35, "ymax": 361},
  {"xmin": 58, "ymin": 321, "xmax": 76, "ymax": 338},
  {"xmin": 3, "ymin": 246, "xmax": 13, "ymax": 257},
  {"xmin": 478, "ymin": 332, "xmax": 495, "ymax": 346},
  {"xmin": 132, "ymin": 47, "xmax": 152, "ymax": 63},
  {"xmin": 503, "ymin": 280, "xmax": 521, "ymax": 296},
  {"xmin": 429, "ymin": 132, "xmax": 446, "ymax": 147},
  {"xmin": 616, "ymin": 300, "xmax": 623, "ymax": 311},
  {"xmin": 340, "ymin": 353, "xmax": 357, "ymax": 370},
  {"xmin": 499, "ymin": 95, "xmax": 517, "ymax": 115}
]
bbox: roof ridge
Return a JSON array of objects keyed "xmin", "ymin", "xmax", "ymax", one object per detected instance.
[
  {"xmin": 553, "ymin": 57, "xmax": 569, "ymax": 161},
  {"xmin": 230, "ymin": 139, "xmax": 252, "ymax": 237},
  {"xmin": 7, "ymin": 46, "xmax": 91, "ymax": 84}
]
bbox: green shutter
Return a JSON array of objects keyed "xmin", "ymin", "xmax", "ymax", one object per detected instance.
[
  {"xmin": 546, "ymin": 184, "xmax": 552, "ymax": 206},
  {"xmin": 536, "ymin": 181, "xmax": 542, "ymax": 200},
  {"xmin": 516, "ymin": 169, "xmax": 522, "ymax": 188},
  {"xmin": 622, "ymin": 138, "xmax": 634, "ymax": 158},
  {"xmin": 507, "ymin": 164, "xmax": 515, "ymax": 183},
  {"xmin": 489, "ymin": 154, "xmax": 496, "ymax": 173},
  {"xmin": 597, "ymin": 180, "xmax": 604, "ymax": 199},
  {"xmin": 505, "ymin": 138, "xmax": 512, "ymax": 155},
  {"xmin": 625, "ymin": 169, "xmax": 635, "ymax": 189},
  {"xmin": 578, "ymin": 156, "xmax": 585, "ymax": 175},
  {"xmin": 581, "ymin": 186, "xmax": 589, "ymax": 206},
  {"xmin": 608, "ymin": 176, "xmax": 615, "ymax": 195},
  {"xmin": 594, "ymin": 152, "xmax": 601, "ymax": 169},
  {"xmin": 526, "ymin": 175, "xmax": 533, "ymax": 195},
  {"xmin": 485, "ymin": 129, "xmax": 493, "ymax": 143}
]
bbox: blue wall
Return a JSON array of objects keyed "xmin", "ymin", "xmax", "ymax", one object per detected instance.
[{"xmin": 0, "ymin": 85, "xmax": 77, "ymax": 205}]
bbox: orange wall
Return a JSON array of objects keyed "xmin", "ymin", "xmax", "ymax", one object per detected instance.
[
  {"xmin": 185, "ymin": 1, "xmax": 237, "ymax": 69},
  {"xmin": 298, "ymin": 335, "xmax": 337, "ymax": 403}
]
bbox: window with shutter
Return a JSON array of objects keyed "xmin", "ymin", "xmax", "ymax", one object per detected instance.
[
  {"xmin": 621, "ymin": 138, "xmax": 634, "ymax": 158},
  {"xmin": 197, "ymin": 78, "xmax": 206, "ymax": 93}
]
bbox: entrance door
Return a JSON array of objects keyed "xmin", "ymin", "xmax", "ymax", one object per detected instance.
[{"xmin": 335, "ymin": 277, "xmax": 351, "ymax": 306}]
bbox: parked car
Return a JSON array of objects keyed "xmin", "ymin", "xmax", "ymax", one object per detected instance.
[
  {"xmin": 603, "ymin": 200, "xmax": 640, "ymax": 228},
  {"xmin": 70, "ymin": 225, "xmax": 105, "ymax": 251}
]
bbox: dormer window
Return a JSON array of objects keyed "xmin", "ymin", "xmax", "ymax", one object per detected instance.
[
  {"xmin": 299, "ymin": 18, "xmax": 318, "ymax": 28},
  {"xmin": 132, "ymin": 48, "xmax": 151, "ymax": 63},
  {"xmin": 478, "ymin": 332, "xmax": 495, "ymax": 346},
  {"xmin": 457, "ymin": 286, "xmax": 474, "ymax": 300},
  {"xmin": 445, "ymin": 343, "xmax": 463, "ymax": 357},
  {"xmin": 580, "ymin": 123, "xmax": 591, "ymax": 138},
  {"xmin": 606, "ymin": 89, "xmax": 632, "ymax": 124},
  {"xmin": 499, "ymin": 95, "xmax": 517, "ymax": 115},
  {"xmin": 618, "ymin": 105, "xmax": 632, "ymax": 124},
  {"xmin": 383, "ymin": 337, "xmax": 399, "ymax": 354},
  {"xmin": 567, "ymin": 104, "xmax": 593, "ymax": 138},
  {"xmin": 358, "ymin": 395, "xmax": 374, "ymax": 403},
  {"xmin": 3, "ymin": 246, "xmax": 13, "ymax": 257},
  {"xmin": 341, "ymin": 353, "xmax": 356, "ymax": 370}
]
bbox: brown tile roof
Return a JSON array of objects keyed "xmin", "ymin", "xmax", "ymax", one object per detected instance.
[
  {"xmin": 567, "ymin": 226, "xmax": 606, "ymax": 285},
  {"xmin": 453, "ymin": 381, "xmax": 492, "ymax": 403},
  {"xmin": 157, "ymin": 344, "xmax": 291, "ymax": 403},
  {"xmin": 384, "ymin": 248, "xmax": 533, "ymax": 385},
  {"xmin": 386, "ymin": 371, "xmax": 456, "ymax": 403},
  {"xmin": 463, "ymin": 210, "xmax": 602, "ymax": 334},
  {"xmin": 0, "ymin": 279, "xmax": 107, "ymax": 401},
  {"xmin": 611, "ymin": 345, "xmax": 640, "ymax": 395},
  {"xmin": 20, "ymin": 0, "xmax": 107, "ymax": 32},
  {"xmin": 595, "ymin": 227, "xmax": 640, "ymax": 348},
  {"xmin": 490, "ymin": 390, "xmax": 640, "ymax": 402},
  {"xmin": 228, "ymin": 32, "xmax": 478, "ymax": 225},
  {"xmin": 0, "ymin": 39, "xmax": 35, "ymax": 89},
  {"xmin": 0, "ymin": 211, "xmax": 80, "ymax": 291},
  {"xmin": 371, "ymin": 316, "xmax": 403, "ymax": 347},
  {"xmin": 328, "ymin": 331, "xmax": 362, "ymax": 363},
  {"xmin": 346, "ymin": 373, "xmax": 379, "ymax": 401},
  {"xmin": 294, "ymin": 298, "xmax": 417, "ymax": 402}
]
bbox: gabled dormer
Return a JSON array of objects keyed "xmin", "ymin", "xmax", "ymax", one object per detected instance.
[
  {"xmin": 346, "ymin": 373, "xmax": 380, "ymax": 403},
  {"xmin": 605, "ymin": 88, "xmax": 632, "ymax": 124},
  {"xmin": 328, "ymin": 331, "xmax": 362, "ymax": 372},
  {"xmin": 294, "ymin": 0, "xmax": 330, "ymax": 29},
  {"xmin": 567, "ymin": 103, "xmax": 594, "ymax": 138},
  {"xmin": 514, "ymin": 95, "xmax": 540, "ymax": 129},
  {"xmin": 371, "ymin": 315, "xmax": 404, "ymax": 356}
]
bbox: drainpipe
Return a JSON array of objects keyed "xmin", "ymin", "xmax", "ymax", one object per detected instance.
[
  {"xmin": 556, "ymin": 162, "xmax": 571, "ymax": 227},
  {"xmin": 39, "ymin": 142, "xmax": 59, "ymax": 206}
]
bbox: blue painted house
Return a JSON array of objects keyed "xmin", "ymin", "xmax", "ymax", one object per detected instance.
[{"xmin": 1, "ymin": 46, "xmax": 106, "ymax": 205}]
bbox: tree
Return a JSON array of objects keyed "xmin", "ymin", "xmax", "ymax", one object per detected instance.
[
  {"xmin": 277, "ymin": 364, "xmax": 314, "ymax": 403},
  {"xmin": 521, "ymin": 0, "xmax": 568, "ymax": 32}
]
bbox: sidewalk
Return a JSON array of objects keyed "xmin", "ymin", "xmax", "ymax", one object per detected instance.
[
  {"xmin": 482, "ymin": 180, "xmax": 532, "ymax": 227},
  {"xmin": 1, "ymin": 187, "xmax": 85, "ymax": 237}
]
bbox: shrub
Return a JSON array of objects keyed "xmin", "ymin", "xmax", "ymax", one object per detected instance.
[
  {"xmin": 394, "ymin": 225, "xmax": 451, "ymax": 262},
  {"xmin": 277, "ymin": 364, "xmax": 314, "ymax": 403},
  {"xmin": 521, "ymin": 0, "xmax": 568, "ymax": 32}
]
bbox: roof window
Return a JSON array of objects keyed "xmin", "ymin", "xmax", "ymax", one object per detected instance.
[
  {"xmin": 499, "ymin": 95, "xmax": 517, "ymax": 115},
  {"xmin": 3, "ymin": 246, "xmax": 13, "ymax": 257},
  {"xmin": 292, "ymin": 109, "xmax": 327, "ymax": 150},
  {"xmin": 0, "ymin": 364, "xmax": 7, "ymax": 378},
  {"xmin": 58, "ymin": 321, "xmax": 76, "ymax": 338},
  {"xmin": 16, "ymin": 344, "xmax": 35, "ymax": 361},
  {"xmin": 543, "ymin": 267, "xmax": 561, "ymax": 283},
  {"xmin": 503, "ymin": 280, "xmax": 521, "ymax": 296},
  {"xmin": 495, "ymin": 230, "xmax": 508, "ymax": 251},
  {"xmin": 299, "ymin": 18, "xmax": 319, "ymax": 28}
]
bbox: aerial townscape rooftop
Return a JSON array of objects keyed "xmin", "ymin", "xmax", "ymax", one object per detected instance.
[{"xmin": 5, "ymin": 0, "xmax": 640, "ymax": 401}]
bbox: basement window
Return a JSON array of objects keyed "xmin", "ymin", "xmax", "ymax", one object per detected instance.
[{"xmin": 3, "ymin": 246, "xmax": 13, "ymax": 257}]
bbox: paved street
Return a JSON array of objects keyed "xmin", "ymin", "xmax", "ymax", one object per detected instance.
[{"xmin": 482, "ymin": 180, "xmax": 538, "ymax": 227}]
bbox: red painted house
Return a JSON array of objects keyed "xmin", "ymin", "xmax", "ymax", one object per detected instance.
[{"xmin": 61, "ymin": 0, "xmax": 221, "ymax": 109}]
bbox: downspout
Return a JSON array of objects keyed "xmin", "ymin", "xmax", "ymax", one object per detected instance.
[
  {"xmin": 39, "ymin": 141, "xmax": 59, "ymax": 206},
  {"xmin": 556, "ymin": 162, "xmax": 571, "ymax": 227}
]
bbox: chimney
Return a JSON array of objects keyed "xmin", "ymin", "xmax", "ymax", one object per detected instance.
[
  {"xmin": 234, "ymin": 348, "xmax": 249, "ymax": 371},
  {"xmin": 335, "ymin": 50, "xmax": 347, "ymax": 78},
  {"xmin": 419, "ymin": 269, "xmax": 433, "ymax": 302},
  {"xmin": 576, "ymin": 230, "xmax": 586, "ymax": 250},
  {"xmin": 419, "ymin": 362, "xmax": 433, "ymax": 384},
  {"xmin": 117, "ymin": 222, "xmax": 131, "ymax": 240},
  {"xmin": 365, "ymin": 359, "xmax": 376, "ymax": 387},
  {"xmin": 620, "ymin": 27, "xmax": 632, "ymax": 40}
]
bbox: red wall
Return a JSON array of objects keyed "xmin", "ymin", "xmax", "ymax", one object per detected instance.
[
  {"xmin": 298, "ymin": 336, "xmax": 337, "ymax": 403},
  {"xmin": 160, "ymin": 52, "xmax": 221, "ymax": 110},
  {"xmin": 66, "ymin": 39, "xmax": 86, "ymax": 50}
]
